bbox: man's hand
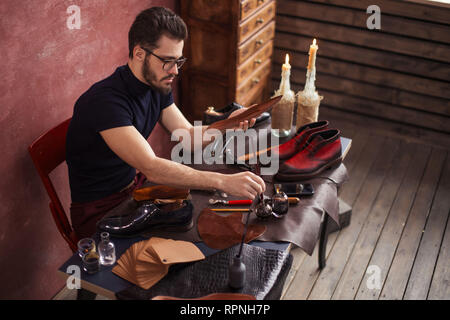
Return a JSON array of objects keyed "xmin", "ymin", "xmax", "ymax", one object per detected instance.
[
  {"xmin": 218, "ymin": 171, "xmax": 266, "ymax": 199},
  {"xmin": 228, "ymin": 106, "xmax": 257, "ymax": 131}
]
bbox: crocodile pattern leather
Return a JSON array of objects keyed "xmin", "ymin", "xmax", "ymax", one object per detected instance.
[{"xmin": 116, "ymin": 243, "xmax": 293, "ymax": 300}]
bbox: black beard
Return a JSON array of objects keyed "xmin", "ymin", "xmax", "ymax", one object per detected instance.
[{"xmin": 142, "ymin": 58, "xmax": 173, "ymax": 95}]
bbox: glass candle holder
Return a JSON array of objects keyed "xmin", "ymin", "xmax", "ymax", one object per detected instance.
[
  {"xmin": 271, "ymin": 99, "xmax": 294, "ymax": 138},
  {"xmin": 296, "ymin": 91, "xmax": 323, "ymax": 131}
]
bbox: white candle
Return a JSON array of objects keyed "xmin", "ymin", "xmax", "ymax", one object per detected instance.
[
  {"xmin": 307, "ymin": 39, "xmax": 318, "ymax": 71},
  {"xmin": 305, "ymin": 39, "xmax": 318, "ymax": 92},
  {"xmin": 296, "ymin": 38, "xmax": 323, "ymax": 129},
  {"xmin": 272, "ymin": 53, "xmax": 295, "ymax": 137},
  {"xmin": 278, "ymin": 54, "xmax": 293, "ymax": 96}
]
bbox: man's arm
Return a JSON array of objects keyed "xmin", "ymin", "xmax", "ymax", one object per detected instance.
[
  {"xmin": 159, "ymin": 103, "xmax": 193, "ymax": 133},
  {"xmin": 159, "ymin": 103, "xmax": 256, "ymax": 151},
  {"xmin": 99, "ymin": 125, "xmax": 265, "ymax": 198},
  {"xmin": 159, "ymin": 103, "xmax": 212, "ymax": 151}
]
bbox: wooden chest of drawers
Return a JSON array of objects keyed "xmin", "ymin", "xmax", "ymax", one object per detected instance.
[{"xmin": 180, "ymin": 0, "xmax": 276, "ymax": 122}]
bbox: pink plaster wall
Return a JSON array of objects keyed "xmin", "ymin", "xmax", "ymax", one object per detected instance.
[{"xmin": 0, "ymin": 0, "xmax": 177, "ymax": 299}]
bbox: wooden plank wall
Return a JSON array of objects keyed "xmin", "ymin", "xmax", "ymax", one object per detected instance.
[{"xmin": 271, "ymin": 0, "xmax": 450, "ymax": 142}]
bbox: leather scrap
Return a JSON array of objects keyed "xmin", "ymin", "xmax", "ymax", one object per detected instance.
[
  {"xmin": 132, "ymin": 185, "xmax": 190, "ymax": 202},
  {"xmin": 197, "ymin": 208, "xmax": 266, "ymax": 250},
  {"xmin": 112, "ymin": 237, "xmax": 205, "ymax": 290}
]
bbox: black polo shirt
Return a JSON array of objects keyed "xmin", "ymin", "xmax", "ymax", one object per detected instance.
[{"xmin": 66, "ymin": 64, "xmax": 173, "ymax": 203}]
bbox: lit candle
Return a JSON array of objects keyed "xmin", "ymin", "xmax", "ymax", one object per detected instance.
[
  {"xmin": 307, "ymin": 39, "xmax": 318, "ymax": 71},
  {"xmin": 305, "ymin": 39, "xmax": 318, "ymax": 92},
  {"xmin": 278, "ymin": 54, "xmax": 292, "ymax": 95},
  {"xmin": 282, "ymin": 54, "xmax": 290, "ymax": 71}
]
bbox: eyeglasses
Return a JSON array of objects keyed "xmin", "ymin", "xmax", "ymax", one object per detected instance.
[{"xmin": 142, "ymin": 47, "xmax": 187, "ymax": 71}]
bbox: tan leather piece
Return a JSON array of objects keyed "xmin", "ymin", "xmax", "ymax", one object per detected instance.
[
  {"xmin": 197, "ymin": 208, "xmax": 266, "ymax": 250},
  {"xmin": 132, "ymin": 185, "xmax": 190, "ymax": 202},
  {"xmin": 112, "ymin": 237, "xmax": 205, "ymax": 290}
]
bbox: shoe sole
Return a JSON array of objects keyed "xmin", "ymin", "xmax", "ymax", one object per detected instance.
[
  {"xmin": 275, "ymin": 156, "xmax": 343, "ymax": 181},
  {"xmin": 104, "ymin": 218, "xmax": 194, "ymax": 239}
]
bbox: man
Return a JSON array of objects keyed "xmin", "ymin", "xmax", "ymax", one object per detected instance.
[{"xmin": 66, "ymin": 7, "xmax": 265, "ymax": 238}]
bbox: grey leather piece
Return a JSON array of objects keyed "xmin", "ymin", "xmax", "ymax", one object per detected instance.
[{"xmin": 115, "ymin": 243, "xmax": 293, "ymax": 300}]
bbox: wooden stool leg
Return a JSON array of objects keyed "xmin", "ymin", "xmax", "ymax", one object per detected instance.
[{"xmin": 318, "ymin": 213, "xmax": 330, "ymax": 269}]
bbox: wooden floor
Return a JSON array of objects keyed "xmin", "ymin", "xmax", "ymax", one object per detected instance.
[{"xmin": 281, "ymin": 109, "xmax": 450, "ymax": 300}]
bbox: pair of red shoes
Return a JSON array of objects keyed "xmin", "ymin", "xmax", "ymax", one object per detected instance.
[{"xmin": 272, "ymin": 120, "xmax": 343, "ymax": 181}]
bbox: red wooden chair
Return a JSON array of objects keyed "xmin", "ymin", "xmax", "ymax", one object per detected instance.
[{"xmin": 28, "ymin": 118, "xmax": 79, "ymax": 252}]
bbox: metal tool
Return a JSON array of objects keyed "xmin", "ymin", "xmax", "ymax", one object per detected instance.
[
  {"xmin": 210, "ymin": 134, "xmax": 235, "ymax": 158},
  {"xmin": 210, "ymin": 208, "xmax": 249, "ymax": 212},
  {"xmin": 209, "ymin": 199, "xmax": 253, "ymax": 205},
  {"xmin": 209, "ymin": 197, "xmax": 299, "ymax": 206}
]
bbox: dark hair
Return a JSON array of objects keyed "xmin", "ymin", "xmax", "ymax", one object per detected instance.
[{"xmin": 128, "ymin": 7, "xmax": 188, "ymax": 58}]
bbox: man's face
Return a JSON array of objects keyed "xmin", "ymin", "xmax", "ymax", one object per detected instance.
[{"xmin": 141, "ymin": 35, "xmax": 184, "ymax": 95}]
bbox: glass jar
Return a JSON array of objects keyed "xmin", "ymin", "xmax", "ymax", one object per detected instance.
[{"xmin": 271, "ymin": 190, "xmax": 289, "ymax": 218}]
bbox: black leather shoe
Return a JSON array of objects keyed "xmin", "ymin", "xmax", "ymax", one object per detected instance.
[
  {"xmin": 203, "ymin": 102, "xmax": 270, "ymax": 125},
  {"xmin": 254, "ymin": 111, "xmax": 270, "ymax": 125},
  {"xmin": 96, "ymin": 200, "xmax": 194, "ymax": 237}
]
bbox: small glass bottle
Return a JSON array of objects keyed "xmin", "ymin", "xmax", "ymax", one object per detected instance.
[
  {"xmin": 98, "ymin": 232, "xmax": 116, "ymax": 266},
  {"xmin": 229, "ymin": 256, "xmax": 246, "ymax": 289}
]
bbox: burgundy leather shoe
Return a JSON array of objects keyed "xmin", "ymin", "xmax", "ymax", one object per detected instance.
[
  {"xmin": 275, "ymin": 129, "xmax": 342, "ymax": 181},
  {"xmin": 238, "ymin": 120, "xmax": 329, "ymax": 164},
  {"xmin": 273, "ymin": 120, "xmax": 329, "ymax": 161}
]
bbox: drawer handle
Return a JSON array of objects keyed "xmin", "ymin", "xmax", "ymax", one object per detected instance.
[
  {"xmin": 256, "ymin": 39, "xmax": 264, "ymax": 45},
  {"xmin": 253, "ymin": 78, "xmax": 260, "ymax": 84},
  {"xmin": 254, "ymin": 59, "xmax": 262, "ymax": 64},
  {"xmin": 256, "ymin": 18, "xmax": 264, "ymax": 24}
]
